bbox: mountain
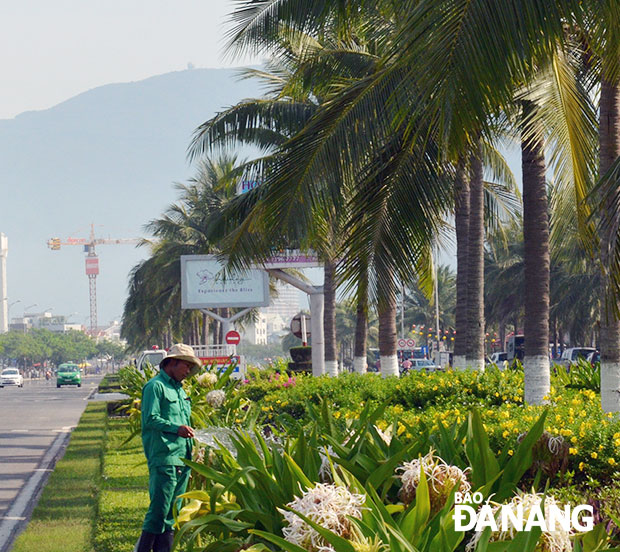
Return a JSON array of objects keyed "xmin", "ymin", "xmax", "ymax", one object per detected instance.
[{"xmin": 0, "ymin": 67, "xmax": 264, "ymax": 327}]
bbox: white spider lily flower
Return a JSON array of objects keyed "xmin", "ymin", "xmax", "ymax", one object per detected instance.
[
  {"xmin": 280, "ymin": 483, "xmax": 366, "ymax": 552},
  {"xmin": 398, "ymin": 450, "xmax": 471, "ymax": 513},
  {"xmin": 205, "ymin": 389, "xmax": 226, "ymax": 407},
  {"xmin": 197, "ymin": 372, "xmax": 218, "ymax": 387}
]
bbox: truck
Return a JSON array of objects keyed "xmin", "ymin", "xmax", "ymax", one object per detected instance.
[
  {"xmin": 136, "ymin": 345, "xmax": 245, "ymax": 379},
  {"xmin": 506, "ymin": 335, "xmax": 524, "ymax": 362},
  {"xmin": 136, "ymin": 349, "xmax": 167, "ymax": 372}
]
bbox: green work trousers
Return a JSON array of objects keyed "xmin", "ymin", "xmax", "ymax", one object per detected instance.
[{"xmin": 142, "ymin": 465, "xmax": 191, "ymax": 534}]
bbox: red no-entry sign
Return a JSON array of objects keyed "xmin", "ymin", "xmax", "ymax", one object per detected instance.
[{"xmin": 225, "ymin": 330, "xmax": 241, "ymax": 345}]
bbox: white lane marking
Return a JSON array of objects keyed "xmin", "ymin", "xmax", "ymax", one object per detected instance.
[
  {"xmin": 0, "ymin": 517, "xmax": 25, "ymax": 522},
  {"xmin": 9, "ymin": 430, "xmax": 29, "ymax": 433},
  {"xmin": 0, "ymin": 430, "xmax": 69, "ymax": 549}
]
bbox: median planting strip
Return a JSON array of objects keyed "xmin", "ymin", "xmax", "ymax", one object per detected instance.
[
  {"xmin": 9, "ymin": 376, "xmax": 151, "ymax": 552},
  {"xmin": 10, "ymin": 402, "xmax": 107, "ymax": 552},
  {"xmin": 93, "ymin": 418, "xmax": 149, "ymax": 552}
]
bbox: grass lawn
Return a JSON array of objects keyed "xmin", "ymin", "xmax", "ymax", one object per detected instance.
[
  {"xmin": 11, "ymin": 402, "xmax": 107, "ymax": 552},
  {"xmin": 11, "ymin": 390, "xmax": 152, "ymax": 552},
  {"xmin": 93, "ymin": 418, "xmax": 149, "ymax": 552},
  {"xmin": 97, "ymin": 374, "xmax": 122, "ymax": 394}
]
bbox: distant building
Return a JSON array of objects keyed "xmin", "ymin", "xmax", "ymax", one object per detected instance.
[
  {"xmin": 9, "ymin": 311, "xmax": 83, "ymax": 333},
  {"xmin": 263, "ymin": 282, "xmax": 299, "ymax": 328},
  {"xmin": 96, "ymin": 320, "xmax": 123, "ymax": 342},
  {"xmin": 240, "ymin": 313, "xmax": 268, "ymax": 345},
  {"xmin": 266, "ymin": 313, "xmax": 287, "ymax": 334}
]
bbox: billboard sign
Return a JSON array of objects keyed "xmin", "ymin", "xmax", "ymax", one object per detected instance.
[
  {"xmin": 85, "ymin": 257, "xmax": 99, "ymax": 275},
  {"xmin": 181, "ymin": 255, "xmax": 269, "ymax": 309},
  {"xmin": 200, "ymin": 355, "xmax": 245, "ymax": 379}
]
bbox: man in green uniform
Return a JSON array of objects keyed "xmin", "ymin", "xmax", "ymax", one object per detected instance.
[{"xmin": 135, "ymin": 343, "xmax": 202, "ymax": 552}]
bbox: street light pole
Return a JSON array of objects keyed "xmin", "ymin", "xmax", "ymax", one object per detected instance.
[
  {"xmin": 8, "ymin": 299, "xmax": 21, "ymax": 318},
  {"xmin": 23, "ymin": 304, "xmax": 38, "ymax": 333}
]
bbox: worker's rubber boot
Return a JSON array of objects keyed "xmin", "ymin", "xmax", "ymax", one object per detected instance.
[
  {"xmin": 153, "ymin": 530, "xmax": 174, "ymax": 552},
  {"xmin": 134, "ymin": 531, "xmax": 157, "ymax": 552}
]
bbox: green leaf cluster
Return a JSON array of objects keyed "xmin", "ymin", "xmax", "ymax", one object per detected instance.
[{"xmin": 174, "ymin": 400, "xmax": 583, "ymax": 552}]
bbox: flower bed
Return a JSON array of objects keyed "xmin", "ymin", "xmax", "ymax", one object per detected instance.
[
  {"xmin": 118, "ymin": 363, "xmax": 620, "ymax": 551},
  {"xmin": 237, "ymin": 367, "xmax": 620, "ymax": 485}
]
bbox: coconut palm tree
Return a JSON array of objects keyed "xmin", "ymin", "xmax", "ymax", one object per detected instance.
[
  {"xmin": 466, "ymin": 146, "xmax": 486, "ymax": 371},
  {"xmin": 189, "ymin": 33, "xmax": 379, "ymax": 376},
  {"xmin": 484, "ymin": 215, "xmax": 525, "ymax": 342},
  {"xmin": 222, "ymin": 1, "xmax": 587, "ymax": 376},
  {"xmin": 226, "ymin": 2, "xmax": 613, "ymax": 407},
  {"xmin": 220, "ymin": 2, "xmax": 458, "ymax": 376},
  {"xmin": 584, "ymin": 2, "xmax": 620, "ymax": 411},
  {"xmin": 453, "ymin": 159, "xmax": 470, "ymax": 369},
  {"xmin": 403, "ymin": 266, "xmax": 456, "ymax": 334},
  {"xmin": 520, "ymin": 99, "xmax": 552, "ymax": 403},
  {"xmin": 121, "ymin": 155, "xmax": 248, "ymax": 349}
]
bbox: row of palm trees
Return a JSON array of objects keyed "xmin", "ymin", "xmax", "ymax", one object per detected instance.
[
  {"xmin": 123, "ymin": 0, "xmax": 620, "ymax": 412},
  {"xmin": 120, "ymin": 171, "xmax": 597, "ymax": 368}
]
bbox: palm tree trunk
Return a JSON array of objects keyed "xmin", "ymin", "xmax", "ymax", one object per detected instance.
[
  {"xmin": 522, "ymin": 99, "xmax": 550, "ymax": 405},
  {"xmin": 218, "ymin": 308, "xmax": 230, "ymax": 344},
  {"xmin": 599, "ymin": 78, "xmax": 620, "ymax": 413},
  {"xmin": 212, "ymin": 318, "xmax": 220, "ymax": 344},
  {"xmin": 202, "ymin": 313, "xmax": 209, "ymax": 345},
  {"xmin": 552, "ymin": 316, "xmax": 558, "ymax": 360},
  {"xmin": 193, "ymin": 314, "xmax": 199, "ymax": 345},
  {"xmin": 453, "ymin": 158, "xmax": 470, "ymax": 369},
  {"xmin": 353, "ymin": 270, "xmax": 369, "ymax": 373},
  {"xmin": 323, "ymin": 260, "xmax": 338, "ymax": 376},
  {"xmin": 466, "ymin": 145, "xmax": 485, "ymax": 370},
  {"xmin": 378, "ymin": 271, "xmax": 399, "ymax": 377}
]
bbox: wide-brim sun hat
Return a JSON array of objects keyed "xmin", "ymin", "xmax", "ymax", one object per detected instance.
[{"xmin": 160, "ymin": 343, "xmax": 203, "ymax": 377}]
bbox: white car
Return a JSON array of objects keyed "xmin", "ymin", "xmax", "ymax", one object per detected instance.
[
  {"xmin": 403, "ymin": 359, "xmax": 443, "ymax": 372},
  {"xmin": 560, "ymin": 347, "xmax": 597, "ymax": 368},
  {"xmin": 1, "ymin": 367, "xmax": 24, "ymax": 387}
]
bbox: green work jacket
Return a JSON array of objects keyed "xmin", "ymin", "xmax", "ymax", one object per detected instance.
[{"xmin": 141, "ymin": 370, "xmax": 192, "ymax": 468}]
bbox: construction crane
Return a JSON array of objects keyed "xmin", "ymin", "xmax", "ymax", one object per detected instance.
[{"xmin": 47, "ymin": 224, "xmax": 139, "ymax": 335}]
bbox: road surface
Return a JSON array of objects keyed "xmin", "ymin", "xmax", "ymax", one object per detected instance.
[{"xmin": 0, "ymin": 375, "xmax": 102, "ymax": 551}]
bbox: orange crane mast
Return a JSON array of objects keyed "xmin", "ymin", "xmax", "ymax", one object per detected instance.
[{"xmin": 47, "ymin": 224, "xmax": 139, "ymax": 335}]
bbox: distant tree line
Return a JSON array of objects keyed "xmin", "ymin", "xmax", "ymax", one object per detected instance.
[{"xmin": 0, "ymin": 329, "xmax": 126, "ymax": 368}]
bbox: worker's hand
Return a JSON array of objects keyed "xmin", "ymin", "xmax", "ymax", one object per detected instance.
[{"xmin": 177, "ymin": 425, "xmax": 195, "ymax": 438}]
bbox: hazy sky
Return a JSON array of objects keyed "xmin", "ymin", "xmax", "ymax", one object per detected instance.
[{"xmin": 1, "ymin": 0, "xmax": 253, "ymax": 120}]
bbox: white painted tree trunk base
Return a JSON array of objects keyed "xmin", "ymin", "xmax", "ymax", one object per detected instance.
[
  {"xmin": 453, "ymin": 355, "xmax": 467, "ymax": 371},
  {"xmin": 524, "ymin": 355, "xmax": 550, "ymax": 405},
  {"xmin": 325, "ymin": 360, "xmax": 339, "ymax": 377},
  {"xmin": 601, "ymin": 361, "xmax": 620, "ymax": 413},
  {"xmin": 468, "ymin": 358, "xmax": 485, "ymax": 371},
  {"xmin": 353, "ymin": 357, "xmax": 367, "ymax": 374},
  {"xmin": 380, "ymin": 355, "xmax": 399, "ymax": 378}
]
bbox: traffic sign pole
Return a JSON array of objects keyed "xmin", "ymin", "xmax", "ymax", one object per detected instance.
[{"xmin": 301, "ymin": 314, "xmax": 307, "ymax": 346}]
